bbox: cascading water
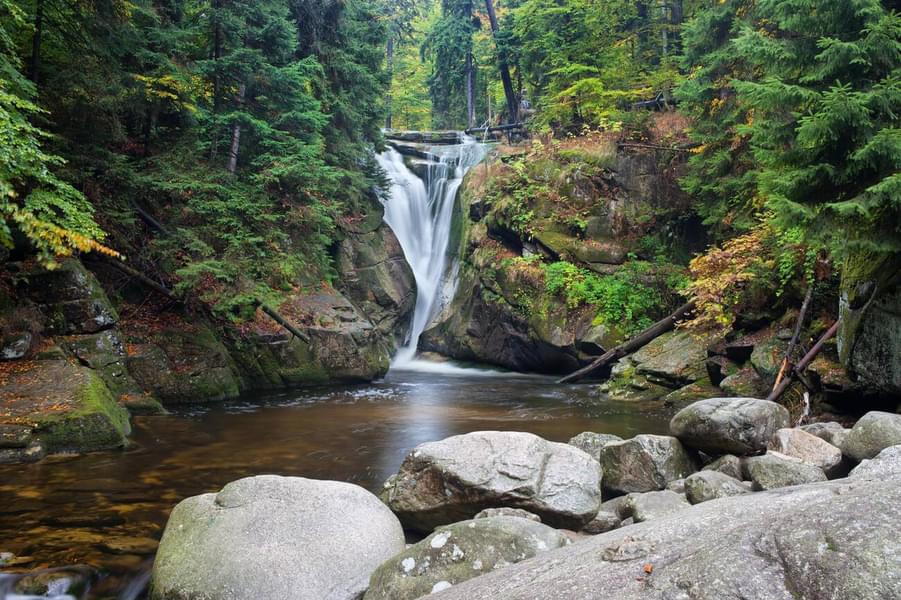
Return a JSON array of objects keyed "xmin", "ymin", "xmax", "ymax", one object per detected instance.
[{"xmin": 377, "ymin": 135, "xmax": 486, "ymax": 368}]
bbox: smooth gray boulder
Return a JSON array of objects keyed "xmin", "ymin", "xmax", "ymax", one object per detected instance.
[
  {"xmin": 383, "ymin": 431, "xmax": 602, "ymax": 531},
  {"xmin": 364, "ymin": 516, "xmax": 569, "ymax": 600},
  {"xmin": 624, "ymin": 490, "xmax": 690, "ymax": 522},
  {"xmin": 702, "ymin": 454, "xmax": 743, "ymax": 480},
  {"xmin": 432, "ymin": 476, "xmax": 901, "ymax": 600},
  {"xmin": 743, "ymin": 453, "xmax": 827, "ymax": 490},
  {"xmin": 684, "ymin": 471, "xmax": 752, "ymax": 504},
  {"xmin": 801, "ymin": 421, "xmax": 850, "ymax": 448},
  {"xmin": 581, "ymin": 510, "xmax": 621, "ymax": 534},
  {"xmin": 768, "ymin": 428, "xmax": 843, "ymax": 476},
  {"xmin": 567, "ymin": 432, "xmax": 622, "ymax": 462},
  {"xmin": 842, "ymin": 411, "xmax": 901, "ymax": 461},
  {"xmin": 600, "ymin": 435, "xmax": 697, "ymax": 495},
  {"xmin": 150, "ymin": 475, "xmax": 405, "ymax": 600},
  {"xmin": 670, "ymin": 397, "xmax": 790, "ymax": 455},
  {"xmin": 849, "ymin": 445, "xmax": 901, "ymax": 480}
]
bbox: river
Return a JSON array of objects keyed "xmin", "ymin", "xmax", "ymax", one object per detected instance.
[{"xmin": 0, "ymin": 368, "xmax": 672, "ymax": 597}]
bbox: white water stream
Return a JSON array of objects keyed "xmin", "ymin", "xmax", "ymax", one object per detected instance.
[{"xmin": 377, "ymin": 135, "xmax": 486, "ymax": 369}]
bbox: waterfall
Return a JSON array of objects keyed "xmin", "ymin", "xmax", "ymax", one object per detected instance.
[{"xmin": 377, "ymin": 134, "xmax": 486, "ymax": 368}]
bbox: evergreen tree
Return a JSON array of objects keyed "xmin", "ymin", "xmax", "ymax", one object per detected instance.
[{"xmin": 423, "ymin": 0, "xmax": 479, "ymax": 129}]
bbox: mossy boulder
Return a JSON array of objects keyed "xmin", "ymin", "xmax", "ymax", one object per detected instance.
[
  {"xmin": 0, "ymin": 360, "xmax": 130, "ymax": 457},
  {"xmin": 18, "ymin": 259, "xmax": 118, "ymax": 335}
]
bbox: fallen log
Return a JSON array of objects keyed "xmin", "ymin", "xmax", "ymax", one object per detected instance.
[
  {"xmin": 772, "ymin": 284, "xmax": 815, "ymax": 390},
  {"xmin": 557, "ymin": 301, "xmax": 695, "ymax": 384},
  {"xmin": 766, "ymin": 320, "xmax": 839, "ymax": 404},
  {"xmin": 257, "ymin": 303, "xmax": 311, "ymax": 344},
  {"xmin": 386, "ymin": 141, "xmax": 439, "ymax": 162}
]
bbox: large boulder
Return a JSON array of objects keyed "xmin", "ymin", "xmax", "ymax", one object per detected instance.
[
  {"xmin": 364, "ymin": 516, "xmax": 569, "ymax": 600},
  {"xmin": 599, "ymin": 435, "xmax": 697, "ymax": 495},
  {"xmin": 801, "ymin": 421, "xmax": 850, "ymax": 448},
  {"xmin": 432, "ymin": 476, "xmax": 901, "ymax": 600},
  {"xmin": 150, "ymin": 476, "xmax": 405, "ymax": 600},
  {"xmin": 768, "ymin": 428, "xmax": 843, "ymax": 476},
  {"xmin": 684, "ymin": 471, "xmax": 752, "ymax": 504},
  {"xmin": 383, "ymin": 431, "xmax": 602, "ymax": 531},
  {"xmin": 841, "ymin": 411, "xmax": 901, "ymax": 462},
  {"xmin": 670, "ymin": 397, "xmax": 790, "ymax": 455},
  {"xmin": 743, "ymin": 453, "xmax": 828, "ymax": 490},
  {"xmin": 19, "ymin": 259, "xmax": 118, "ymax": 334}
]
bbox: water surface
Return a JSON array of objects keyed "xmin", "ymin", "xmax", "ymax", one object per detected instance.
[{"xmin": 0, "ymin": 368, "xmax": 671, "ymax": 595}]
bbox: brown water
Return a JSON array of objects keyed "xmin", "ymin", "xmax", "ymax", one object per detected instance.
[{"xmin": 0, "ymin": 367, "xmax": 672, "ymax": 597}]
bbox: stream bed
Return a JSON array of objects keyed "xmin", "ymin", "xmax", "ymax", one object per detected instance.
[{"xmin": 0, "ymin": 367, "xmax": 672, "ymax": 597}]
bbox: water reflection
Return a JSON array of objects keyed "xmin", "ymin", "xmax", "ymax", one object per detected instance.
[{"xmin": 0, "ymin": 370, "xmax": 672, "ymax": 596}]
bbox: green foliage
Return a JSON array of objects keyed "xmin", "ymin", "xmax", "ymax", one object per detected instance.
[
  {"xmin": 423, "ymin": 0, "xmax": 478, "ymax": 129},
  {"xmin": 542, "ymin": 260, "xmax": 682, "ymax": 335}
]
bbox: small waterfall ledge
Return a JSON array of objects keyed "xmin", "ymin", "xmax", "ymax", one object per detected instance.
[{"xmin": 377, "ymin": 135, "xmax": 487, "ymax": 369}]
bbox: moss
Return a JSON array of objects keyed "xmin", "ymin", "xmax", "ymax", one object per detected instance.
[{"xmin": 35, "ymin": 372, "xmax": 130, "ymax": 453}]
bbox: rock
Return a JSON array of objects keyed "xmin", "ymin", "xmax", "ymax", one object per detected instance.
[
  {"xmin": 841, "ymin": 411, "xmax": 901, "ymax": 462},
  {"xmin": 665, "ymin": 478, "xmax": 685, "ymax": 493},
  {"xmin": 383, "ymin": 431, "xmax": 602, "ymax": 531},
  {"xmin": 0, "ymin": 361, "xmax": 130, "ymax": 457},
  {"xmin": 624, "ymin": 490, "xmax": 690, "ymax": 522},
  {"xmin": 599, "ymin": 435, "xmax": 697, "ymax": 495},
  {"xmin": 364, "ymin": 516, "xmax": 569, "ymax": 600},
  {"xmin": 662, "ymin": 380, "xmax": 722, "ymax": 409},
  {"xmin": 150, "ymin": 475, "xmax": 405, "ymax": 600},
  {"xmin": 0, "ymin": 551, "xmax": 14, "ymax": 566},
  {"xmin": 630, "ymin": 331, "xmax": 711, "ymax": 388},
  {"xmin": 473, "ymin": 507, "xmax": 541, "ymax": 522},
  {"xmin": 705, "ymin": 355, "xmax": 739, "ymax": 386},
  {"xmin": 98, "ymin": 536, "xmax": 158, "ymax": 555},
  {"xmin": 581, "ymin": 510, "xmax": 621, "ymax": 534},
  {"xmin": 669, "ymin": 397, "xmax": 791, "ymax": 456},
  {"xmin": 718, "ymin": 367, "xmax": 768, "ymax": 398},
  {"xmin": 841, "ymin": 278, "xmax": 901, "ymax": 395},
  {"xmin": 1, "ymin": 332, "xmax": 32, "ymax": 360},
  {"xmin": 13, "ymin": 567, "xmax": 93, "ymax": 597},
  {"xmin": 684, "ymin": 471, "xmax": 751, "ymax": 504},
  {"xmin": 801, "ymin": 421, "xmax": 850, "ymax": 448},
  {"xmin": 749, "ymin": 330, "xmax": 787, "ymax": 385},
  {"xmin": 432, "ymin": 475, "xmax": 901, "ymax": 600},
  {"xmin": 768, "ymin": 428, "xmax": 843, "ymax": 476},
  {"xmin": 743, "ymin": 453, "xmax": 828, "ymax": 490},
  {"xmin": 20, "ymin": 259, "xmax": 118, "ymax": 334},
  {"xmin": 567, "ymin": 432, "xmax": 622, "ymax": 462},
  {"xmin": 0, "ymin": 424, "xmax": 33, "ymax": 448},
  {"xmin": 849, "ymin": 445, "xmax": 901, "ymax": 480},
  {"xmin": 701, "ymin": 454, "xmax": 743, "ymax": 480}
]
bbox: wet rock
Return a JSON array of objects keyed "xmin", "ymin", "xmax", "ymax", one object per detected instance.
[
  {"xmin": 151, "ymin": 475, "xmax": 404, "ymax": 600},
  {"xmin": 768, "ymin": 428, "xmax": 843, "ymax": 476},
  {"xmin": 624, "ymin": 490, "xmax": 690, "ymax": 522},
  {"xmin": 364, "ymin": 516, "xmax": 568, "ymax": 600},
  {"xmin": 684, "ymin": 471, "xmax": 751, "ymax": 504},
  {"xmin": 432, "ymin": 475, "xmax": 901, "ymax": 600},
  {"xmin": 98, "ymin": 536, "xmax": 158, "ymax": 555},
  {"xmin": 383, "ymin": 431, "xmax": 602, "ymax": 531},
  {"xmin": 849, "ymin": 445, "xmax": 901, "ymax": 480},
  {"xmin": 473, "ymin": 508, "xmax": 541, "ymax": 522},
  {"xmin": 599, "ymin": 435, "xmax": 697, "ymax": 495},
  {"xmin": 701, "ymin": 454, "xmax": 743, "ymax": 480},
  {"xmin": 801, "ymin": 421, "xmax": 850, "ymax": 448},
  {"xmin": 669, "ymin": 397, "xmax": 790, "ymax": 456},
  {"xmin": 743, "ymin": 453, "xmax": 827, "ymax": 490},
  {"xmin": 0, "ymin": 442, "xmax": 45, "ymax": 464},
  {"xmin": 841, "ymin": 411, "xmax": 901, "ymax": 462},
  {"xmin": 1, "ymin": 332, "xmax": 32, "ymax": 360},
  {"xmin": 567, "ymin": 432, "xmax": 622, "ymax": 462},
  {"xmin": 14, "ymin": 567, "xmax": 94, "ymax": 597}
]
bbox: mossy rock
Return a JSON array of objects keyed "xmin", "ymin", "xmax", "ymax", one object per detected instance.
[
  {"xmin": 719, "ymin": 367, "xmax": 769, "ymax": 398},
  {"xmin": 19, "ymin": 259, "xmax": 118, "ymax": 334},
  {"xmin": 663, "ymin": 379, "xmax": 722, "ymax": 409},
  {"xmin": 0, "ymin": 361, "xmax": 130, "ymax": 455}
]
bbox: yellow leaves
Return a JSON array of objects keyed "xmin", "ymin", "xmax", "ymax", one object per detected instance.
[{"xmin": 4, "ymin": 206, "xmax": 121, "ymax": 268}]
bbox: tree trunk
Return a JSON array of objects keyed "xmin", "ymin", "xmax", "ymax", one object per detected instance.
[
  {"xmin": 466, "ymin": 51, "xmax": 476, "ymax": 129},
  {"xmin": 29, "ymin": 0, "xmax": 44, "ymax": 85},
  {"xmin": 385, "ymin": 36, "xmax": 394, "ymax": 130},
  {"xmin": 484, "ymin": 0, "xmax": 518, "ymax": 125},
  {"xmin": 773, "ymin": 284, "xmax": 815, "ymax": 390},
  {"xmin": 210, "ymin": 0, "xmax": 223, "ymax": 161},
  {"xmin": 670, "ymin": 0, "xmax": 683, "ymax": 54},
  {"xmin": 226, "ymin": 83, "xmax": 246, "ymax": 174},
  {"xmin": 558, "ymin": 301, "xmax": 696, "ymax": 384},
  {"xmin": 766, "ymin": 320, "xmax": 839, "ymax": 404}
]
